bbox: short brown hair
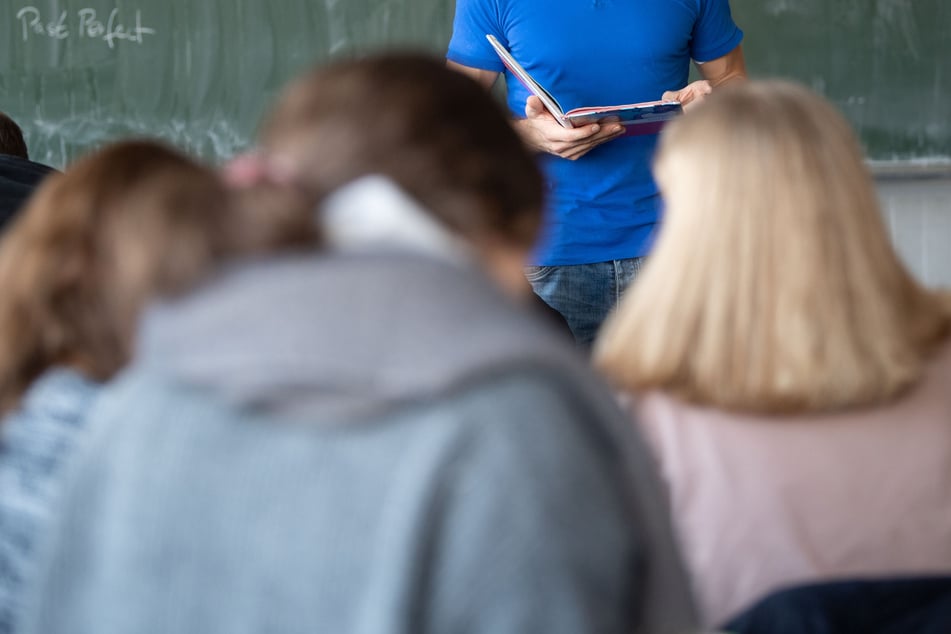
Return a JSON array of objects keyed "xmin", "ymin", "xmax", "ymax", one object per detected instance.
[
  {"xmin": 0, "ymin": 112, "xmax": 29, "ymax": 159},
  {"xmin": 260, "ymin": 52, "xmax": 544, "ymax": 248},
  {"xmin": 595, "ymin": 80, "xmax": 951, "ymax": 415},
  {"xmin": 0, "ymin": 139, "xmax": 316, "ymax": 413}
]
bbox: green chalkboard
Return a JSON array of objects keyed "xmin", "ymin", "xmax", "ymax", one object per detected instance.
[
  {"xmin": 2, "ymin": 1, "xmax": 948, "ymax": 167},
  {"xmin": 0, "ymin": 0, "xmax": 453, "ymax": 168},
  {"xmin": 731, "ymin": 0, "xmax": 950, "ymax": 163}
]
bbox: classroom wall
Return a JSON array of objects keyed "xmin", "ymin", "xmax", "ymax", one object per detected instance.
[{"xmin": 878, "ymin": 177, "xmax": 951, "ymax": 288}]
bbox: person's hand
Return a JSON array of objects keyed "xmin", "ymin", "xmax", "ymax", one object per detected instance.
[
  {"xmin": 513, "ymin": 96, "xmax": 625, "ymax": 161},
  {"xmin": 662, "ymin": 80, "xmax": 713, "ymax": 111}
]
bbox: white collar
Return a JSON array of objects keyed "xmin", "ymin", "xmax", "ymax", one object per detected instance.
[{"xmin": 320, "ymin": 175, "xmax": 471, "ymax": 264}]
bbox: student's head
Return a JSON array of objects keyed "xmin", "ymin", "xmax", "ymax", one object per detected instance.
[
  {"xmin": 595, "ymin": 80, "xmax": 951, "ymax": 415},
  {"xmin": 256, "ymin": 52, "xmax": 544, "ymax": 291},
  {"xmin": 0, "ymin": 112, "xmax": 29, "ymax": 160},
  {"xmin": 0, "ymin": 139, "xmax": 314, "ymax": 412}
]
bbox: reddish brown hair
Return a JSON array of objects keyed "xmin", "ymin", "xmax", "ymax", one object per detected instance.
[{"xmin": 0, "ymin": 139, "xmax": 316, "ymax": 413}]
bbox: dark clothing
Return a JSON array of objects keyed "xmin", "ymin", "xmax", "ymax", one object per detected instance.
[
  {"xmin": 0, "ymin": 155, "xmax": 56, "ymax": 231},
  {"xmin": 724, "ymin": 577, "xmax": 951, "ymax": 634}
]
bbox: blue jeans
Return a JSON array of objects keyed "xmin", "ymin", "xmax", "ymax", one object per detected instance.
[{"xmin": 525, "ymin": 257, "xmax": 646, "ymax": 346}]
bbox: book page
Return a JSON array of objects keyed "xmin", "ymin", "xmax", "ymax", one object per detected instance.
[{"xmin": 485, "ymin": 35, "xmax": 571, "ymax": 128}]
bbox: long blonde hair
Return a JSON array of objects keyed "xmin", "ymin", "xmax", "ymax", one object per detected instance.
[{"xmin": 595, "ymin": 80, "xmax": 951, "ymax": 415}]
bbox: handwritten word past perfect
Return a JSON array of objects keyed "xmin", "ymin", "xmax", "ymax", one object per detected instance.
[{"xmin": 16, "ymin": 6, "xmax": 156, "ymax": 49}]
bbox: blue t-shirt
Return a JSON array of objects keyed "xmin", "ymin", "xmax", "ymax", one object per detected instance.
[{"xmin": 447, "ymin": 0, "xmax": 743, "ymax": 265}]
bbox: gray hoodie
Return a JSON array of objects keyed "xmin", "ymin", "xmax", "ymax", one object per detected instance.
[{"xmin": 20, "ymin": 247, "xmax": 698, "ymax": 634}]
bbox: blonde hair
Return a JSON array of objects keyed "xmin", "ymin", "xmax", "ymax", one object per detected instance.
[
  {"xmin": 595, "ymin": 80, "xmax": 951, "ymax": 415},
  {"xmin": 0, "ymin": 140, "xmax": 316, "ymax": 413}
]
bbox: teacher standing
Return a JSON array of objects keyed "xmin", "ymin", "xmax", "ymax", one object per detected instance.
[{"xmin": 448, "ymin": 0, "xmax": 746, "ymax": 345}]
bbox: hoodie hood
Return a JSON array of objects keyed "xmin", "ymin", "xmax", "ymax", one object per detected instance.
[
  {"xmin": 134, "ymin": 251, "xmax": 575, "ymax": 421},
  {"xmin": 135, "ymin": 175, "xmax": 577, "ymax": 420}
]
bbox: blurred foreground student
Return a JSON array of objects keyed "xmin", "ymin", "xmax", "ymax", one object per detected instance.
[
  {"xmin": 594, "ymin": 80, "xmax": 951, "ymax": 628},
  {"xmin": 0, "ymin": 113, "xmax": 56, "ymax": 231},
  {"xmin": 21, "ymin": 55, "xmax": 697, "ymax": 634},
  {"xmin": 0, "ymin": 140, "xmax": 281, "ymax": 633}
]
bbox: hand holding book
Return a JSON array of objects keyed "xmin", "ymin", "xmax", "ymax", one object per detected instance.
[
  {"xmin": 662, "ymin": 80, "xmax": 713, "ymax": 110},
  {"xmin": 487, "ymin": 34, "xmax": 684, "ymax": 137},
  {"xmin": 517, "ymin": 96, "xmax": 625, "ymax": 161}
]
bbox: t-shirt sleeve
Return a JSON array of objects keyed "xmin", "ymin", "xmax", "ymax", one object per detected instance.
[
  {"xmin": 446, "ymin": 0, "xmax": 507, "ymax": 72},
  {"xmin": 690, "ymin": 0, "xmax": 744, "ymax": 63}
]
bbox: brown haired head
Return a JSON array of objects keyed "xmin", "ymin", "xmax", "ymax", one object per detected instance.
[
  {"xmin": 0, "ymin": 139, "xmax": 316, "ymax": 413},
  {"xmin": 596, "ymin": 80, "xmax": 951, "ymax": 415},
  {"xmin": 259, "ymin": 52, "xmax": 544, "ymax": 250},
  {"xmin": 0, "ymin": 112, "xmax": 29, "ymax": 160}
]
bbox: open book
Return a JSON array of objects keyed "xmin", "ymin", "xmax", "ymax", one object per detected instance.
[{"xmin": 486, "ymin": 34, "xmax": 682, "ymax": 136}]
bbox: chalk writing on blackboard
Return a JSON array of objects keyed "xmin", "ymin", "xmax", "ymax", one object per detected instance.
[{"xmin": 15, "ymin": 6, "xmax": 156, "ymax": 49}]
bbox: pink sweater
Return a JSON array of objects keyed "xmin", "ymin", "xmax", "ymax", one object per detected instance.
[{"xmin": 630, "ymin": 343, "xmax": 951, "ymax": 628}]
